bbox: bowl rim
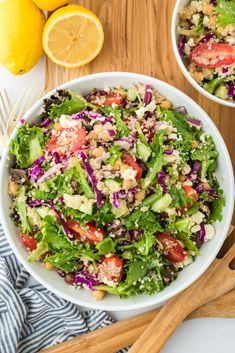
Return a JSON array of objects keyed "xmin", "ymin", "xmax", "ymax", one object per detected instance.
[
  {"xmin": 171, "ymin": 0, "xmax": 235, "ymax": 109},
  {"xmin": 0, "ymin": 71, "xmax": 234, "ymax": 311}
]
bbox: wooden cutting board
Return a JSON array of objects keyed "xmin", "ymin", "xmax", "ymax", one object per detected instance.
[{"xmin": 45, "ymin": 0, "xmax": 235, "ymax": 245}]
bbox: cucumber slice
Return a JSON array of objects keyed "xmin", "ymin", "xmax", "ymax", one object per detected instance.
[
  {"xmin": 215, "ymin": 85, "xmax": 228, "ymax": 100},
  {"xmin": 111, "ymin": 200, "xmax": 129, "ymax": 217},
  {"xmin": 151, "ymin": 193, "xmax": 172, "ymax": 213},
  {"xmin": 136, "ymin": 140, "xmax": 151, "ymax": 162},
  {"xmin": 36, "ymin": 206, "xmax": 55, "ymax": 219},
  {"xmin": 127, "ymin": 87, "xmax": 137, "ymax": 101}
]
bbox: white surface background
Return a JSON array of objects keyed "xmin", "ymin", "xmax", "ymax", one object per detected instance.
[{"xmin": 1, "ymin": 59, "xmax": 235, "ymax": 352}]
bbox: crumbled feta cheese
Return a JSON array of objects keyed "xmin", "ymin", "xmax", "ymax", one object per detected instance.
[
  {"xmin": 191, "ymin": 224, "xmax": 200, "ymax": 233},
  {"xmin": 136, "ymin": 100, "xmax": 156, "ymax": 119},
  {"xmin": 192, "ymin": 14, "xmax": 200, "ymax": 25},
  {"xmin": 203, "ymin": 16, "xmax": 209, "ymax": 27},
  {"xmin": 182, "ymin": 164, "xmax": 191, "ymax": 175},
  {"xmin": 121, "ymin": 167, "xmax": 137, "ymax": 181},
  {"xmin": 59, "ymin": 114, "xmax": 81, "ymax": 128},
  {"xmin": 63, "ymin": 194, "xmax": 95, "ymax": 214},
  {"xmin": 190, "ymin": 211, "xmax": 205, "ymax": 225},
  {"xmin": 204, "ymin": 224, "xmax": 215, "ymax": 241}
]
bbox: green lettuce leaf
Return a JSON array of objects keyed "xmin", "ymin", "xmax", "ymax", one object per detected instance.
[
  {"xmin": 10, "ymin": 124, "xmax": 46, "ymax": 168},
  {"xmin": 216, "ymin": 0, "xmax": 235, "ymax": 26}
]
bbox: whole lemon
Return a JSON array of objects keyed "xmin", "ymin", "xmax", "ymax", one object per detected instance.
[
  {"xmin": 0, "ymin": 0, "xmax": 45, "ymax": 75},
  {"xmin": 32, "ymin": 0, "xmax": 68, "ymax": 11}
]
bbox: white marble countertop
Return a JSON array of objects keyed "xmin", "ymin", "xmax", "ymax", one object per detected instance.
[{"xmin": 1, "ymin": 59, "xmax": 234, "ymax": 352}]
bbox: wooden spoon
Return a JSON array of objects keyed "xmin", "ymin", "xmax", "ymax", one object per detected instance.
[
  {"xmin": 128, "ymin": 243, "xmax": 235, "ymax": 353},
  {"xmin": 39, "ymin": 244, "xmax": 235, "ymax": 353},
  {"xmin": 39, "ymin": 289, "xmax": 235, "ymax": 353}
]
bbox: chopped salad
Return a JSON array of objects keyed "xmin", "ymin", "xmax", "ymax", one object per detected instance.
[
  {"xmin": 177, "ymin": 0, "xmax": 235, "ymax": 101},
  {"xmin": 9, "ymin": 83, "xmax": 224, "ymax": 300}
]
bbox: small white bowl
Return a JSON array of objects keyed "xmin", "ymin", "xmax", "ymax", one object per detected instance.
[
  {"xmin": 171, "ymin": 0, "xmax": 235, "ymax": 108},
  {"xmin": 0, "ymin": 72, "xmax": 234, "ymax": 311}
]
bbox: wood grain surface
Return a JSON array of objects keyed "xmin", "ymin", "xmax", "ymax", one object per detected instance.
[{"xmin": 45, "ymin": 0, "xmax": 235, "ymax": 244}]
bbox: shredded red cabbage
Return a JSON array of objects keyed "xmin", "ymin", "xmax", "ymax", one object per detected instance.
[
  {"xmin": 113, "ymin": 192, "xmax": 120, "ymax": 208},
  {"xmin": 39, "ymin": 119, "xmax": 51, "ymax": 128},
  {"xmin": 36, "ymin": 163, "xmax": 64, "ymax": 184},
  {"xmin": 222, "ymin": 67, "xmax": 228, "ymax": 74},
  {"xmin": 188, "ymin": 160, "xmax": 201, "ymax": 180},
  {"xmin": 27, "ymin": 198, "xmax": 73, "ymax": 239},
  {"xmin": 52, "ymin": 152, "xmax": 60, "ymax": 164},
  {"xmin": 114, "ymin": 134, "xmax": 136, "ymax": 150},
  {"xmin": 187, "ymin": 118, "xmax": 202, "ymax": 127},
  {"xmin": 198, "ymin": 32, "xmax": 215, "ymax": 45},
  {"xmin": 196, "ymin": 184, "xmax": 218, "ymax": 198},
  {"xmin": 157, "ymin": 171, "xmax": 168, "ymax": 193},
  {"xmin": 32, "ymin": 155, "xmax": 45, "ymax": 167},
  {"xmin": 112, "ymin": 188, "xmax": 137, "ymax": 208},
  {"xmin": 199, "ymin": 222, "xmax": 206, "ymax": 242},
  {"xmin": 178, "ymin": 35, "xmax": 187, "ymax": 56},
  {"xmin": 74, "ymin": 270, "xmax": 100, "ymax": 290},
  {"xmin": 72, "ymin": 111, "xmax": 86, "ymax": 120},
  {"xmin": 28, "ymin": 165, "xmax": 43, "ymax": 182},
  {"xmin": 143, "ymin": 84, "xmax": 152, "ymax": 106},
  {"xmin": 80, "ymin": 152, "xmax": 103, "ymax": 208},
  {"xmin": 174, "ymin": 106, "xmax": 188, "ymax": 115},
  {"xmin": 228, "ymin": 82, "xmax": 235, "ymax": 98}
]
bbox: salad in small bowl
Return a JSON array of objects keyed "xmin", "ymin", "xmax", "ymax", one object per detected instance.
[
  {"xmin": 172, "ymin": 0, "xmax": 235, "ymax": 107},
  {"xmin": 0, "ymin": 72, "xmax": 233, "ymax": 310}
]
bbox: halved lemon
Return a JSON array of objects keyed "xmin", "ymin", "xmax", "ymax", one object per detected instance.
[{"xmin": 42, "ymin": 5, "xmax": 104, "ymax": 68}]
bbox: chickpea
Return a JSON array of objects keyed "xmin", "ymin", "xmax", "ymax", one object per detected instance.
[
  {"xmin": 120, "ymin": 164, "xmax": 130, "ymax": 174},
  {"xmin": 179, "ymin": 174, "xmax": 186, "ymax": 182},
  {"xmin": 202, "ymin": 182, "xmax": 210, "ymax": 189},
  {"xmin": 123, "ymin": 179, "xmax": 135, "ymax": 189},
  {"xmin": 160, "ymin": 100, "xmax": 172, "ymax": 109},
  {"xmin": 191, "ymin": 71, "xmax": 204, "ymax": 84},
  {"xmin": 93, "ymin": 146, "xmax": 105, "ymax": 158},
  {"xmin": 44, "ymin": 263, "xmax": 54, "ymax": 271},
  {"xmin": 192, "ymin": 140, "xmax": 199, "ymax": 149},
  {"xmin": 93, "ymin": 290, "xmax": 106, "ymax": 301},
  {"xmin": 113, "ymin": 160, "xmax": 122, "ymax": 170},
  {"xmin": 135, "ymin": 190, "xmax": 146, "ymax": 201},
  {"xmin": 202, "ymin": 4, "xmax": 213, "ymax": 16},
  {"xmin": 53, "ymin": 122, "xmax": 63, "ymax": 132},
  {"xmin": 8, "ymin": 181, "xmax": 20, "ymax": 195}
]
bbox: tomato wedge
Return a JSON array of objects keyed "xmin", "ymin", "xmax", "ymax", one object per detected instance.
[
  {"xmin": 46, "ymin": 126, "xmax": 87, "ymax": 157},
  {"xmin": 21, "ymin": 234, "xmax": 37, "ymax": 251},
  {"xmin": 156, "ymin": 233, "xmax": 187, "ymax": 263},
  {"xmin": 99, "ymin": 256, "xmax": 123, "ymax": 282},
  {"xmin": 67, "ymin": 220, "xmax": 106, "ymax": 244},
  {"xmin": 104, "ymin": 93, "xmax": 124, "ymax": 106},
  {"xmin": 122, "ymin": 153, "xmax": 142, "ymax": 181},
  {"xmin": 182, "ymin": 185, "xmax": 198, "ymax": 209},
  {"xmin": 190, "ymin": 43, "xmax": 235, "ymax": 69}
]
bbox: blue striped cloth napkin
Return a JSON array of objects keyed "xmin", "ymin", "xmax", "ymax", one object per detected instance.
[{"xmin": 0, "ymin": 223, "xmax": 128, "ymax": 353}]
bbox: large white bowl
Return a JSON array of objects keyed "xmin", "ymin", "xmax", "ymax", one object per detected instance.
[
  {"xmin": 171, "ymin": 0, "xmax": 235, "ymax": 108},
  {"xmin": 0, "ymin": 72, "xmax": 234, "ymax": 311}
]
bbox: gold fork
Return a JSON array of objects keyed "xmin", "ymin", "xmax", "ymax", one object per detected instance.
[{"xmin": 0, "ymin": 82, "xmax": 43, "ymax": 147}]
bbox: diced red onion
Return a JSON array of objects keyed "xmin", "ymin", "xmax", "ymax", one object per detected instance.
[
  {"xmin": 107, "ymin": 129, "xmax": 116, "ymax": 137},
  {"xmin": 143, "ymin": 84, "xmax": 152, "ymax": 106},
  {"xmin": 39, "ymin": 119, "xmax": 51, "ymax": 128},
  {"xmin": 222, "ymin": 67, "xmax": 228, "ymax": 74},
  {"xmin": 20, "ymin": 118, "xmax": 25, "ymax": 124},
  {"xmin": 157, "ymin": 171, "xmax": 168, "ymax": 193},
  {"xmin": 112, "ymin": 188, "xmax": 137, "ymax": 208},
  {"xmin": 79, "ymin": 152, "xmax": 103, "ymax": 208},
  {"xmin": 187, "ymin": 118, "xmax": 202, "ymax": 127},
  {"xmin": 174, "ymin": 106, "xmax": 188, "ymax": 115},
  {"xmin": 199, "ymin": 222, "xmax": 206, "ymax": 242},
  {"xmin": 196, "ymin": 184, "xmax": 218, "ymax": 198},
  {"xmin": 114, "ymin": 135, "xmax": 136, "ymax": 150},
  {"xmin": 164, "ymin": 147, "xmax": 173, "ymax": 155}
]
